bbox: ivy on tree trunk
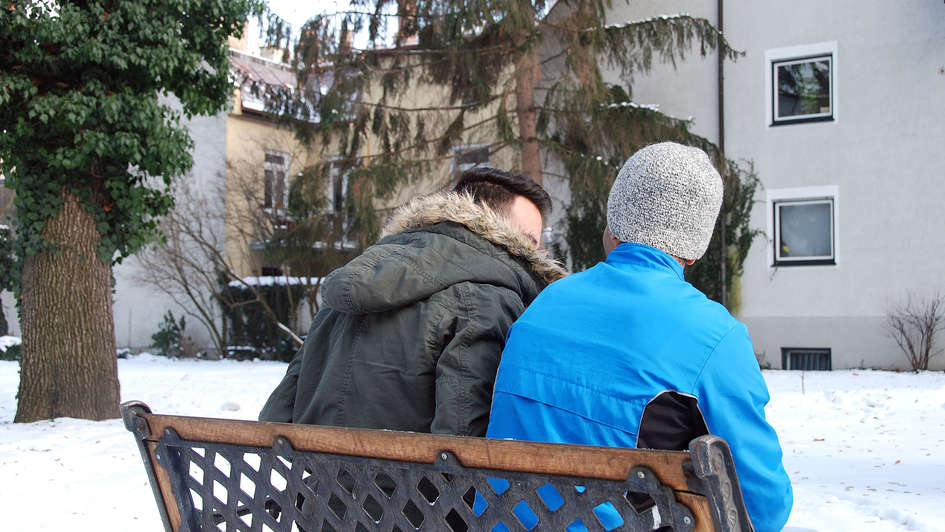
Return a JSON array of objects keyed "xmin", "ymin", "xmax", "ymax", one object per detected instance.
[
  {"xmin": 16, "ymin": 192, "xmax": 119, "ymax": 421},
  {"xmin": 0, "ymin": 0, "xmax": 262, "ymax": 422}
]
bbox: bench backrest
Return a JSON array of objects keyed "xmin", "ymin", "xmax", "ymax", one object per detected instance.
[{"xmin": 121, "ymin": 401, "xmax": 753, "ymax": 532}]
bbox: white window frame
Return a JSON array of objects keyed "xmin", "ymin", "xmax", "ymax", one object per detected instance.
[
  {"xmin": 325, "ymin": 157, "xmax": 359, "ymax": 251},
  {"xmin": 451, "ymin": 144, "xmax": 491, "ymax": 182},
  {"xmin": 766, "ymin": 185, "xmax": 839, "ymax": 269},
  {"xmin": 263, "ymin": 149, "xmax": 290, "ymax": 212},
  {"xmin": 764, "ymin": 41, "xmax": 838, "ymax": 128}
]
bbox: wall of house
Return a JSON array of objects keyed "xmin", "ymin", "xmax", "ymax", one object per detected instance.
[
  {"xmin": 224, "ymin": 106, "xmax": 319, "ymax": 278},
  {"xmin": 362, "ymin": 55, "xmax": 522, "ymax": 212},
  {"xmin": 111, "ymin": 100, "xmax": 229, "ymax": 351},
  {"xmin": 598, "ymin": 1, "xmax": 945, "ymax": 370}
]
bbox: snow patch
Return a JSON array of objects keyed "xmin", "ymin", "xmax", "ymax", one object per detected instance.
[
  {"xmin": 228, "ymin": 276, "xmax": 324, "ymax": 289},
  {"xmin": 0, "ymin": 336, "xmax": 20, "ymax": 352}
]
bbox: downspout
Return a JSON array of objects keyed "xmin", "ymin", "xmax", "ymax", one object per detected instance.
[{"xmin": 717, "ymin": 0, "xmax": 728, "ymax": 309}]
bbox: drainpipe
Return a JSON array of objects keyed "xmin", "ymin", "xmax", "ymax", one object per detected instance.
[{"xmin": 717, "ymin": 0, "xmax": 728, "ymax": 309}]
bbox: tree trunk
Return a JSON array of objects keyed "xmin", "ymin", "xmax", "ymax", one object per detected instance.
[
  {"xmin": 515, "ymin": 44, "xmax": 542, "ymax": 184},
  {"xmin": 15, "ymin": 192, "xmax": 120, "ymax": 422}
]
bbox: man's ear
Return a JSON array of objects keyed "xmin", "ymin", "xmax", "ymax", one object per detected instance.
[{"xmin": 602, "ymin": 226, "xmax": 621, "ymax": 256}]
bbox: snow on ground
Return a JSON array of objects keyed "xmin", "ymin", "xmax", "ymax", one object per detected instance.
[
  {"xmin": 1, "ymin": 356, "xmax": 944, "ymax": 531},
  {"xmin": 765, "ymin": 370, "xmax": 945, "ymax": 531}
]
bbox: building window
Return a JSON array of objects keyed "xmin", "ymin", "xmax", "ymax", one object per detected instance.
[
  {"xmin": 773, "ymin": 197, "xmax": 835, "ymax": 266},
  {"xmin": 451, "ymin": 145, "xmax": 490, "ymax": 183},
  {"xmin": 765, "ymin": 42, "xmax": 837, "ymax": 127},
  {"xmin": 767, "ymin": 186, "xmax": 838, "ymax": 268},
  {"xmin": 328, "ymin": 159, "xmax": 349, "ymax": 214},
  {"xmin": 260, "ymin": 265, "xmax": 283, "ymax": 277},
  {"xmin": 263, "ymin": 150, "xmax": 289, "ymax": 210},
  {"xmin": 782, "ymin": 347, "xmax": 832, "ymax": 371}
]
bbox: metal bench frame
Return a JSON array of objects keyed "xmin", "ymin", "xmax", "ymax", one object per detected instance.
[{"xmin": 122, "ymin": 401, "xmax": 753, "ymax": 531}]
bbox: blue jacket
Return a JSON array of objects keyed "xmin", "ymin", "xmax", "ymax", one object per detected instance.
[{"xmin": 486, "ymin": 243, "xmax": 793, "ymax": 532}]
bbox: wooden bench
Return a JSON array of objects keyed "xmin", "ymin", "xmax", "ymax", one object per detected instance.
[{"xmin": 121, "ymin": 401, "xmax": 753, "ymax": 531}]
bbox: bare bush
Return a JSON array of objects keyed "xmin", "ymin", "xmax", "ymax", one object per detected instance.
[
  {"xmin": 135, "ymin": 141, "xmax": 361, "ymax": 357},
  {"xmin": 886, "ymin": 293, "xmax": 945, "ymax": 371},
  {"xmin": 135, "ymin": 178, "xmax": 305, "ymax": 357}
]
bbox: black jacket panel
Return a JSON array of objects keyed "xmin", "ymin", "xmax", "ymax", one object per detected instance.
[{"xmin": 636, "ymin": 390, "xmax": 709, "ymax": 450}]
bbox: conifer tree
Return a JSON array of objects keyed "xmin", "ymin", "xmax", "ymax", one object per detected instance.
[{"xmin": 263, "ymin": 0, "xmax": 757, "ymax": 306}]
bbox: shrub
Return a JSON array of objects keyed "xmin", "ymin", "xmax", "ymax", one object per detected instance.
[
  {"xmin": 886, "ymin": 293, "xmax": 945, "ymax": 371},
  {"xmin": 151, "ymin": 311, "xmax": 188, "ymax": 358},
  {"xmin": 218, "ymin": 280, "xmax": 304, "ymax": 362}
]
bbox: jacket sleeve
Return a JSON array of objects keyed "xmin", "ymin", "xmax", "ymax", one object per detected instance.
[
  {"xmin": 693, "ymin": 324, "xmax": 793, "ymax": 532},
  {"xmin": 257, "ymin": 346, "xmax": 303, "ymax": 422},
  {"xmin": 430, "ymin": 283, "xmax": 524, "ymax": 437}
]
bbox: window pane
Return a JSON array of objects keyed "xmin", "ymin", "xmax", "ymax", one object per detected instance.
[
  {"xmin": 776, "ymin": 57, "xmax": 831, "ymax": 120},
  {"xmin": 329, "ymin": 161, "xmax": 345, "ymax": 212},
  {"xmin": 274, "ymin": 170, "xmax": 285, "ymax": 209},
  {"xmin": 456, "ymin": 147, "xmax": 490, "ymax": 166},
  {"xmin": 778, "ymin": 202, "xmax": 832, "ymax": 258},
  {"xmin": 264, "ymin": 169, "xmax": 273, "ymax": 208}
]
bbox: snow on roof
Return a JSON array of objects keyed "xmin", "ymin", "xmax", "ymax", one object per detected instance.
[{"xmin": 228, "ymin": 276, "xmax": 324, "ymax": 289}]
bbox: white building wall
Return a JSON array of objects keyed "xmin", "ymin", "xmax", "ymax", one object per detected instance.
[
  {"xmin": 600, "ymin": 1, "xmax": 945, "ymax": 369},
  {"xmin": 112, "ymin": 105, "xmax": 228, "ymax": 351},
  {"xmin": 601, "ymin": 1, "xmax": 720, "ymax": 144},
  {"xmin": 1, "ymin": 104, "xmax": 228, "ymax": 351}
]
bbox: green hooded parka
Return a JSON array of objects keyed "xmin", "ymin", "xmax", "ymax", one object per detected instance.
[{"xmin": 258, "ymin": 192, "xmax": 566, "ymax": 436}]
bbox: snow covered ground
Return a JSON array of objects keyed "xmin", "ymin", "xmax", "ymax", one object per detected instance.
[{"xmin": 1, "ymin": 355, "xmax": 943, "ymax": 531}]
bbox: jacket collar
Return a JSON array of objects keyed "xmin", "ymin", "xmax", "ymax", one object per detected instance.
[
  {"xmin": 381, "ymin": 192, "xmax": 567, "ymax": 284},
  {"xmin": 605, "ymin": 243, "xmax": 685, "ymax": 280}
]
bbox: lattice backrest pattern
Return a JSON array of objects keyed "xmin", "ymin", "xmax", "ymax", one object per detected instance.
[
  {"xmin": 153, "ymin": 430, "xmax": 696, "ymax": 532},
  {"xmin": 122, "ymin": 403, "xmax": 754, "ymax": 532}
]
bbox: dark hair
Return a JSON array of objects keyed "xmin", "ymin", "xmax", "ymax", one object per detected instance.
[{"xmin": 453, "ymin": 167, "xmax": 551, "ymax": 218}]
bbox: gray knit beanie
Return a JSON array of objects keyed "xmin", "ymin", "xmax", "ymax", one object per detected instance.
[{"xmin": 606, "ymin": 142, "xmax": 723, "ymax": 261}]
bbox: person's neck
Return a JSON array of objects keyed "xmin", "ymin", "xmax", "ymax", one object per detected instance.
[{"xmin": 607, "ymin": 241, "xmax": 690, "ymax": 270}]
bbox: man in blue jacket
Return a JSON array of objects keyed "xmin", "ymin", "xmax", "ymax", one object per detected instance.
[{"xmin": 486, "ymin": 142, "xmax": 793, "ymax": 531}]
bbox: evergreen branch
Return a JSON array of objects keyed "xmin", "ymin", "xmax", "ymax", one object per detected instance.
[
  {"xmin": 590, "ymin": 13, "xmax": 742, "ymax": 78},
  {"xmin": 355, "ymin": 98, "xmax": 500, "ymax": 113},
  {"xmin": 352, "ymin": 114, "xmax": 501, "ymax": 162},
  {"xmin": 594, "ymin": 13, "xmax": 695, "ymax": 33}
]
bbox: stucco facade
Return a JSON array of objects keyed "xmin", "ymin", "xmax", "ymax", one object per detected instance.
[
  {"xmin": 113, "ymin": 100, "xmax": 229, "ymax": 350},
  {"xmin": 599, "ymin": 1, "xmax": 945, "ymax": 370}
]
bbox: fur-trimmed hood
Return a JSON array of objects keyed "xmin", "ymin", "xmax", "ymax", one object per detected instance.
[
  {"xmin": 322, "ymin": 192, "xmax": 566, "ymax": 314},
  {"xmin": 381, "ymin": 192, "xmax": 567, "ymax": 284}
]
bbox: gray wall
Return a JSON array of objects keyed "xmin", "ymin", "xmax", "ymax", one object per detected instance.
[
  {"xmin": 600, "ymin": 1, "xmax": 945, "ymax": 370},
  {"xmin": 1, "ymin": 102, "xmax": 228, "ymax": 351},
  {"xmin": 111, "ymin": 103, "xmax": 228, "ymax": 350}
]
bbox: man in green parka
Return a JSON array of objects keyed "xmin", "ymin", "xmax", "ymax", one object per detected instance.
[{"xmin": 259, "ymin": 168, "xmax": 565, "ymax": 436}]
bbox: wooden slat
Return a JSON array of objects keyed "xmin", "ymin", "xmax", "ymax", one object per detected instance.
[
  {"xmin": 140, "ymin": 413, "xmax": 699, "ymax": 493},
  {"xmin": 147, "ymin": 441, "xmax": 182, "ymax": 532},
  {"xmin": 675, "ymin": 492, "xmax": 715, "ymax": 532}
]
